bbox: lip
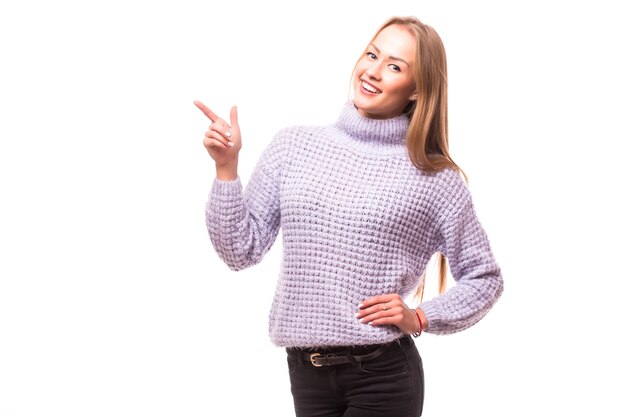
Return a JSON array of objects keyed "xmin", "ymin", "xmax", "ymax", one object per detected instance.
[{"xmin": 359, "ymin": 79, "xmax": 382, "ymax": 95}]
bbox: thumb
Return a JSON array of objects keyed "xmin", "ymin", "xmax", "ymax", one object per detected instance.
[{"xmin": 230, "ymin": 106, "xmax": 239, "ymax": 129}]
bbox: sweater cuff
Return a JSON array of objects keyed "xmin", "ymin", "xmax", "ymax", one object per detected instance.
[
  {"xmin": 211, "ymin": 175, "xmax": 243, "ymax": 197},
  {"xmin": 418, "ymin": 299, "xmax": 447, "ymax": 335}
]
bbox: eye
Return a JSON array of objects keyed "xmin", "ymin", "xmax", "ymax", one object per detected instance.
[
  {"xmin": 389, "ymin": 64, "xmax": 401, "ymax": 72},
  {"xmin": 366, "ymin": 51, "xmax": 377, "ymax": 60}
]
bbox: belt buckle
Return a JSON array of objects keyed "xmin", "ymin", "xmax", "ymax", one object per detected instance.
[{"xmin": 310, "ymin": 353, "xmax": 323, "ymax": 367}]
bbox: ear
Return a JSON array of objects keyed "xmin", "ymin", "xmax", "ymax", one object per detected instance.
[{"xmin": 409, "ymin": 92, "xmax": 418, "ymax": 101}]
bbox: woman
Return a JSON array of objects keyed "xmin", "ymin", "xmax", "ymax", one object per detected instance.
[{"xmin": 196, "ymin": 16, "xmax": 503, "ymax": 417}]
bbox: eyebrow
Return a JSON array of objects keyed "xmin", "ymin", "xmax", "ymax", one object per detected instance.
[{"xmin": 371, "ymin": 43, "xmax": 410, "ymax": 66}]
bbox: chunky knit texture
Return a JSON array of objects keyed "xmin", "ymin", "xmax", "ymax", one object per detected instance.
[{"xmin": 206, "ymin": 102, "xmax": 503, "ymax": 348}]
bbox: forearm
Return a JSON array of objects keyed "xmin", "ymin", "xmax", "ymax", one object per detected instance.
[
  {"xmin": 419, "ymin": 270, "xmax": 503, "ymax": 334},
  {"xmin": 206, "ymin": 176, "xmax": 280, "ymax": 271}
]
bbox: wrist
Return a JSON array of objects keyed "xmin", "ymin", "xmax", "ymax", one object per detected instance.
[
  {"xmin": 215, "ymin": 159, "xmax": 238, "ymax": 181},
  {"xmin": 415, "ymin": 308, "xmax": 428, "ymax": 332},
  {"xmin": 411, "ymin": 308, "xmax": 429, "ymax": 338}
]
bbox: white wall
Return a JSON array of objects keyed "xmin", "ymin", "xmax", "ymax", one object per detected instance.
[{"xmin": 1, "ymin": 0, "xmax": 624, "ymax": 416}]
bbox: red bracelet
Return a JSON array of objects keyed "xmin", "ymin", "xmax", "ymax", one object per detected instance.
[{"xmin": 411, "ymin": 309, "xmax": 423, "ymax": 338}]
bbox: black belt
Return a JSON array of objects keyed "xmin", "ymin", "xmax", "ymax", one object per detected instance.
[{"xmin": 288, "ymin": 340, "xmax": 396, "ymax": 367}]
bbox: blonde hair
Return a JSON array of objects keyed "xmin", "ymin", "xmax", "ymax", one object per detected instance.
[{"xmin": 357, "ymin": 16, "xmax": 467, "ymax": 300}]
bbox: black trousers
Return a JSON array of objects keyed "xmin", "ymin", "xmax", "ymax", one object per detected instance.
[{"xmin": 286, "ymin": 336, "xmax": 424, "ymax": 417}]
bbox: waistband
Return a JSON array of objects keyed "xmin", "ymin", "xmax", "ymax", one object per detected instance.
[{"xmin": 286, "ymin": 335, "xmax": 413, "ymax": 367}]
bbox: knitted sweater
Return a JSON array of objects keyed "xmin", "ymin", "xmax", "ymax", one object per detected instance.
[{"xmin": 206, "ymin": 102, "xmax": 503, "ymax": 348}]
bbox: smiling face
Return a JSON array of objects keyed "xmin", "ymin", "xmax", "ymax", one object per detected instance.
[{"xmin": 353, "ymin": 24, "xmax": 417, "ymax": 119}]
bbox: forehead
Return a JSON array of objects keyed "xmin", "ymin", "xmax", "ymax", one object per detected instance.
[{"xmin": 372, "ymin": 24, "xmax": 416, "ymax": 65}]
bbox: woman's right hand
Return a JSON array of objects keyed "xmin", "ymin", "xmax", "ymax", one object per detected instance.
[{"xmin": 194, "ymin": 100, "xmax": 241, "ymax": 177}]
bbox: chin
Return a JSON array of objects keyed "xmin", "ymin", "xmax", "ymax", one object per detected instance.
[
  {"xmin": 354, "ymin": 97, "xmax": 380, "ymax": 115},
  {"xmin": 354, "ymin": 101, "xmax": 390, "ymax": 119}
]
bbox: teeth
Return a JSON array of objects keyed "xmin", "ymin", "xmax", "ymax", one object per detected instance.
[{"xmin": 362, "ymin": 81, "xmax": 381, "ymax": 94}]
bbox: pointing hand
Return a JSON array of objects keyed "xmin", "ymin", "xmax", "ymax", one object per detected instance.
[{"xmin": 194, "ymin": 100, "xmax": 241, "ymax": 167}]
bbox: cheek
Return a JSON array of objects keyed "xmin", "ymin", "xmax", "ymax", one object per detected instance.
[
  {"xmin": 387, "ymin": 76, "xmax": 414, "ymax": 98},
  {"xmin": 353, "ymin": 60, "xmax": 367, "ymax": 80}
]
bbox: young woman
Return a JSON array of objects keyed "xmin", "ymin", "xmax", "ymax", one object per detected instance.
[{"xmin": 196, "ymin": 16, "xmax": 503, "ymax": 417}]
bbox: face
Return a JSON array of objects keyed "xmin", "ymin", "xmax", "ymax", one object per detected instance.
[{"xmin": 353, "ymin": 24, "xmax": 417, "ymax": 119}]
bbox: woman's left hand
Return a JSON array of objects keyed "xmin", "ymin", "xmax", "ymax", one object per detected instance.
[{"xmin": 357, "ymin": 294, "xmax": 420, "ymax": 335}]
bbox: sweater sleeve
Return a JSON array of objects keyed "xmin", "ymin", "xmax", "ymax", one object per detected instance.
[
  {"xmin": 205, "ymin": 129, "xmax": 289, "ymax": 271},
  {"xmin": 419, "ymin": 187, "xmax": 504, "ymax": 335}
]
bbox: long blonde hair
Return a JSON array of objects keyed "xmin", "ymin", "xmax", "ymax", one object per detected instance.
[{"xmin": 359, "ymin": 16, "xmax": 466, "ymax": 300}]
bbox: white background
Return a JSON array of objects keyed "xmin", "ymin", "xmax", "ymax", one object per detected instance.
[{"xmin": 1, "ymin": 0, "xmax": 625, "ymax": 416}]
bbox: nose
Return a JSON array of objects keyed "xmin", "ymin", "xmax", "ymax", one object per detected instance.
[{"xmin": 365, "ymin": 60, "xmax": 383, "ymax": 80}]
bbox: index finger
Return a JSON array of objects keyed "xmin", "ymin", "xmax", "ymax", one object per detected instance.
[
  {"xmin": 359, "ymin": 294, "xmax": 397, "ymax": 309},
  {"xmin": 193, "ymin": 100, "xmax": 219, "ymax": 122}
]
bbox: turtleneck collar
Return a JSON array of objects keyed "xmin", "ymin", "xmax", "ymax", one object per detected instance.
[{"xmin": 334, "ymin": 101, "xmax": 410, "ymax": 149}]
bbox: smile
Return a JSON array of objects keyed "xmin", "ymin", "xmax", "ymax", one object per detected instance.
[{"xmin": 361, "ymin": 80, "xmax": 382, "ymax": 94}]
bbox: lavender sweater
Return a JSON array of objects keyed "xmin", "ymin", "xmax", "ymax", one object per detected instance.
[{"xmin": 206, "ymin": 102, "xmax": 503, "ymax": 348}]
